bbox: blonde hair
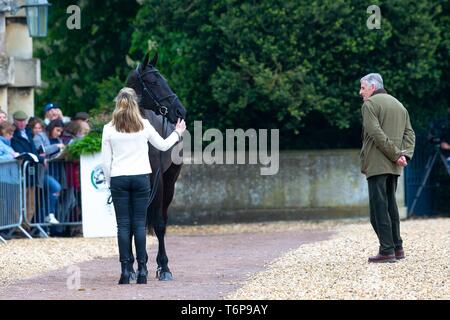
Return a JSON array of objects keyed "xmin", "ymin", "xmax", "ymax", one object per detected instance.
[
  {"xmin": 112, "ymin": 87, "xmax": 144, "ymax": 133},
  {"xmin": 0, "ymin": 122, "xmax": 14, "ymax": 136}
]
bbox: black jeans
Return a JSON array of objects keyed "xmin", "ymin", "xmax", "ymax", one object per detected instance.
[
  {"xmin": 367, "ymin": 174, "xmax": 403, "ymax": 255},
  {"xmin": 110, "ymin": 174, "xmax": 151, "ymax": 264}
]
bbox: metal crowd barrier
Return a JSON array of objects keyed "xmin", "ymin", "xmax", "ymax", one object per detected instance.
[
  {"xmin": 21, "ymin": 159, "xmax": 83, "ymax": 238},
  {"xmin": 0, "ymin": 160, "xmax": 31, "ymax": 243},
  {"xmin": 0, "ymin": 159, "xmax": 82, "ymax": 242}
]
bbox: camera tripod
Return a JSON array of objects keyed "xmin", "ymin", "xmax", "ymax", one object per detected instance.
[{"xmin": 408, "ymin": 145, "xmax": 450, "ymax": 216}]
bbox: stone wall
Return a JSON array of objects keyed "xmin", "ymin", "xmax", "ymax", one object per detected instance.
[{"xmin": 169, "ymin": 150, "xmax": 406, "ymax": 224}]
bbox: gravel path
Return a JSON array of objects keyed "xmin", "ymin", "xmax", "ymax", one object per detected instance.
[
  {"xmin": 0, "ymin": 221, "xmax": 335, "ymax": 299},
  {"xmin": 227, "ymin": 218, "xmax": 450, "ymax": 300},
  {"xmin": 2, "ymin": 218, "xmax": 447, "ymax": 300},
  {"xmin": 0, "ymin": 236, "xmax": 135, "ymax": 288},
  {"xmin": 0, "ymin": 220, "xmax": 342, "ymax": 289}
]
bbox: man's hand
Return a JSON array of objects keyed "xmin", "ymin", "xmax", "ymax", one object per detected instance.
[{"xmin": 396, "ymin": 155, "xmax": 407, "ymax": 167}]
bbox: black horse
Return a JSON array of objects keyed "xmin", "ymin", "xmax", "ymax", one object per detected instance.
[{"xmin": 126, "ymin": 52, "xmax": 186, "ymax": 281}]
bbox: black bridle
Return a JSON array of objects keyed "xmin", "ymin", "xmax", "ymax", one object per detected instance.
[{"xmin": 135, "ymin": 64, "xmax": 179, "ymax": 117}]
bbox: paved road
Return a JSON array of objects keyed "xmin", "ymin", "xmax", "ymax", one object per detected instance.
[{"xmin": 0, "ymin": 230, "xmax": 332, "ymax": 300}]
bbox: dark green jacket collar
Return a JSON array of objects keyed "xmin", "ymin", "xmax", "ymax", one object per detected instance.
[{"xmin": 372, "ymin": 88, "xmax": 387, "ymax": 96}]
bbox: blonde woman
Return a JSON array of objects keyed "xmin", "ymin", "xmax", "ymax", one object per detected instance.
[{"xmin": 101, "ymin": 87, "xmax": 186, "ymax": 285}]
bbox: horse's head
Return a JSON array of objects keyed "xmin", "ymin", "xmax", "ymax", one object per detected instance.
[{"xmin": 126, "ymin": 52, "xmax": 186, "ymax": 124}]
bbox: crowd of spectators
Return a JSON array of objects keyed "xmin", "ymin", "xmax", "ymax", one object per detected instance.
[{"xmin": 0, "ymin": 103, "xmax": 90, "ymax": 239}]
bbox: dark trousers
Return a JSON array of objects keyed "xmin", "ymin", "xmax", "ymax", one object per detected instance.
[
  {"xmin": 110, "ymin": 174, "xmax": 151, "ymax": 264},
  {"xmin": 367, "ymin": 174, "xmax": 403, "ymax": 255}
]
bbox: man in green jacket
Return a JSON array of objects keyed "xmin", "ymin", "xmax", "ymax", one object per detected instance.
[{"xmin": 359, "ymin": 73, "xmax": 415, "ymax": 263}]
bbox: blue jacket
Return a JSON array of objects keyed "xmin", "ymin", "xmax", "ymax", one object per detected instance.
[
  {"xmin": 0, "ymin": 136, "xmax": 15, "ymax": 161},
  {"xmin": 11, "ymin": 127, "xmax": 44, "ymax": 164},
  {"xmin": 0, "ymin": 136, "xmax": 20, "ymax": 184},
  {"xmin": 33, "ymin": 132, "xmax": 60, "ymax": 158}
]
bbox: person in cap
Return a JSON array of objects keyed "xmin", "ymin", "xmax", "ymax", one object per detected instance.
[
  {"xmin": 44, "ymin": 103, "xmax": 70, "ymax": 125},
  {"xmin": 10, "ymin": 111, "xmax": 43, "ymax": 162},
  {"xmin": 11, "ymin": 110, "xmax": 61, "ymax": 225},
  {"xmin": 11, "ymin": 111, "xmax": 43, "ymax": 228},
  {"xmin": 71, "ymin": 112, "xmax": 91, "ymax": 138},
  {"xmin": 73, "ymin": 112, "xmax": 89, "ymax": 122}
]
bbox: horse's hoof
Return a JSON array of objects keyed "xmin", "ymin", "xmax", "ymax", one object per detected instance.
[
  {"xmin": 159, "ymin": 272, "xmax": 173, "ymax": 281},
  {"xmin": 156, "ymin": 267, "xmax": 161, "ymax": 279}
]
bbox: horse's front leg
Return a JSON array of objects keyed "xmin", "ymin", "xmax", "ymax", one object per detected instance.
[
  {"xmin": 154, "ymin": 163, "xmax": 182, "ymax": 280},
  {"xmin": 154, "ymin": 223, "xmax": 172, "ymax": 281},
  {"xmin": 148, "ymin": 176, "xmax": 173, "ymax": 281}
]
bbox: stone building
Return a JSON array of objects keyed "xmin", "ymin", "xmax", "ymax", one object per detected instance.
[{"xmin": 0, "ymin": 0, "xmax": 41, "ymax": 121}]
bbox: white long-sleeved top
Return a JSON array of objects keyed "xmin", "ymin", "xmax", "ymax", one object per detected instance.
[{"xmin": 101, "ymin": 119, "xmax": 180, "ymax": 186}]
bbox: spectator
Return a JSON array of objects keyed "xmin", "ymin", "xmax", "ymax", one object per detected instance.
[
  {"xmin": 59, "ymin": 120, "xmax": 85, "ymax": 236},
  {"xmin": 29, "ymin": 117, "xmax": 64, "ymax": 159},
  {"xmin": 11, "ymin": 111, "xmax": 42, "ymax": 229},
  {"xmin": 61, "ymin": 121, "xmax": 82, "ymax": 145},
  {"xmin": 43, "ymin": 103, "xmax": 60, "ymax": 125},
  {"xmin": 0, "ymin": 122, "xmax": 21, "ymax": 240},
  {"xmin": 47, "ymin": 119, "xmax": 65, "ymax": 147},
  {"xmin": 0, "ymin": 122, "xmax": 19, "ymax": 160},
  {"xmin": 11, "ymin": 111, "xmax": 60, "ymax": 225},
  {"xmin": 0, "ymin": 110, "xmax": 7, "ymax": 124},
  {"xmin": 73, "ymin": 112, "xmax": 89, "ymax": 124},
  {"xmin": 27, "ymin": 117, "xmax": 44, "ymax": 136},
  {"xmin": 46, "ymin": 118, "xmax": 66, "ymax": 210},
  {"xmin": 43, "ymin": 103, "xmax": 70, "ymax": 125},
  {"xmin": 79, "ymin": 120, "xmax": 91, "ymax": 137},
  {"xmin": 62, "ymin": 113, "xmax": 90, "ymax": 143},
  {"xmin": 11, "ymin": 111, "xmax": 45, "ymax": 164}
]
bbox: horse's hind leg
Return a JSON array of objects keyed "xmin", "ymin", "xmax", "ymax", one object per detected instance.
[
  {"xmin": 162, "ymin": 163, "xmax": 182, "ymax": 224},
  {"xmin": 153, "ymin": 207, "xmax": 172, "ymax": 281}
]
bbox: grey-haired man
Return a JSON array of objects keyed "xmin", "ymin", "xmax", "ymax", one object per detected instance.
[{"xmin": 359, "ymin": 73, "xmax": 415, "ymax": 263}]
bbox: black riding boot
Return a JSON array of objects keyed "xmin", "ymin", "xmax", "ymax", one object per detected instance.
[
  {"xmin": 137, "ymin": 261, "xmax": 148, "ymax": 284},
  {"xmin": 128, "ymin": 252, "xmax": 136, "ymax": 281},
  {"xmin": 118, "ymin": 260, "xmax": 132, "ymax": 285}
]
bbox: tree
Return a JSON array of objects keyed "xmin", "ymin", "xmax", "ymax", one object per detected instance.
[
  {"xmin": 129, "ymin": 0, "xmax": 449, "ymax": 148},
  {"xmin": 34, "ymin": 0, "xmax": 140, "ymax": 118},
  {"xmin": 35, "ymin": 0, "xmax": 450, "ymax": 149}
]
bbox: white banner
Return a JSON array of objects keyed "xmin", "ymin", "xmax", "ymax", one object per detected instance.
[{"xmin": 80, "ymin": 153, "xmax": 117, "ymax": 238}]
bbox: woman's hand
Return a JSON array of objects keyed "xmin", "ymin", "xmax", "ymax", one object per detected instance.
[{"xmin": 175, "ymin": 118, "xmax": 186, "ymax": 134}]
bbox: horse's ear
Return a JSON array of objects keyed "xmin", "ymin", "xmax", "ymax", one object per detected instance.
[
  {"xmin": 141, "ymin": 52, "xmax": 150, "ymax": 69},
  {"xmin": 149, "ymin": 52, "xmax": 158, "ymax": 67}
]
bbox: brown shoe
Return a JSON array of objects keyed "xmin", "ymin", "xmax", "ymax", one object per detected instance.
[
  {"xmin": 395, "ymin": 248, "xmax": 405, "ymax": 260},
  {"xmin": 368, "ymin": 253, "xmax": 397, "ymax": 263}
]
